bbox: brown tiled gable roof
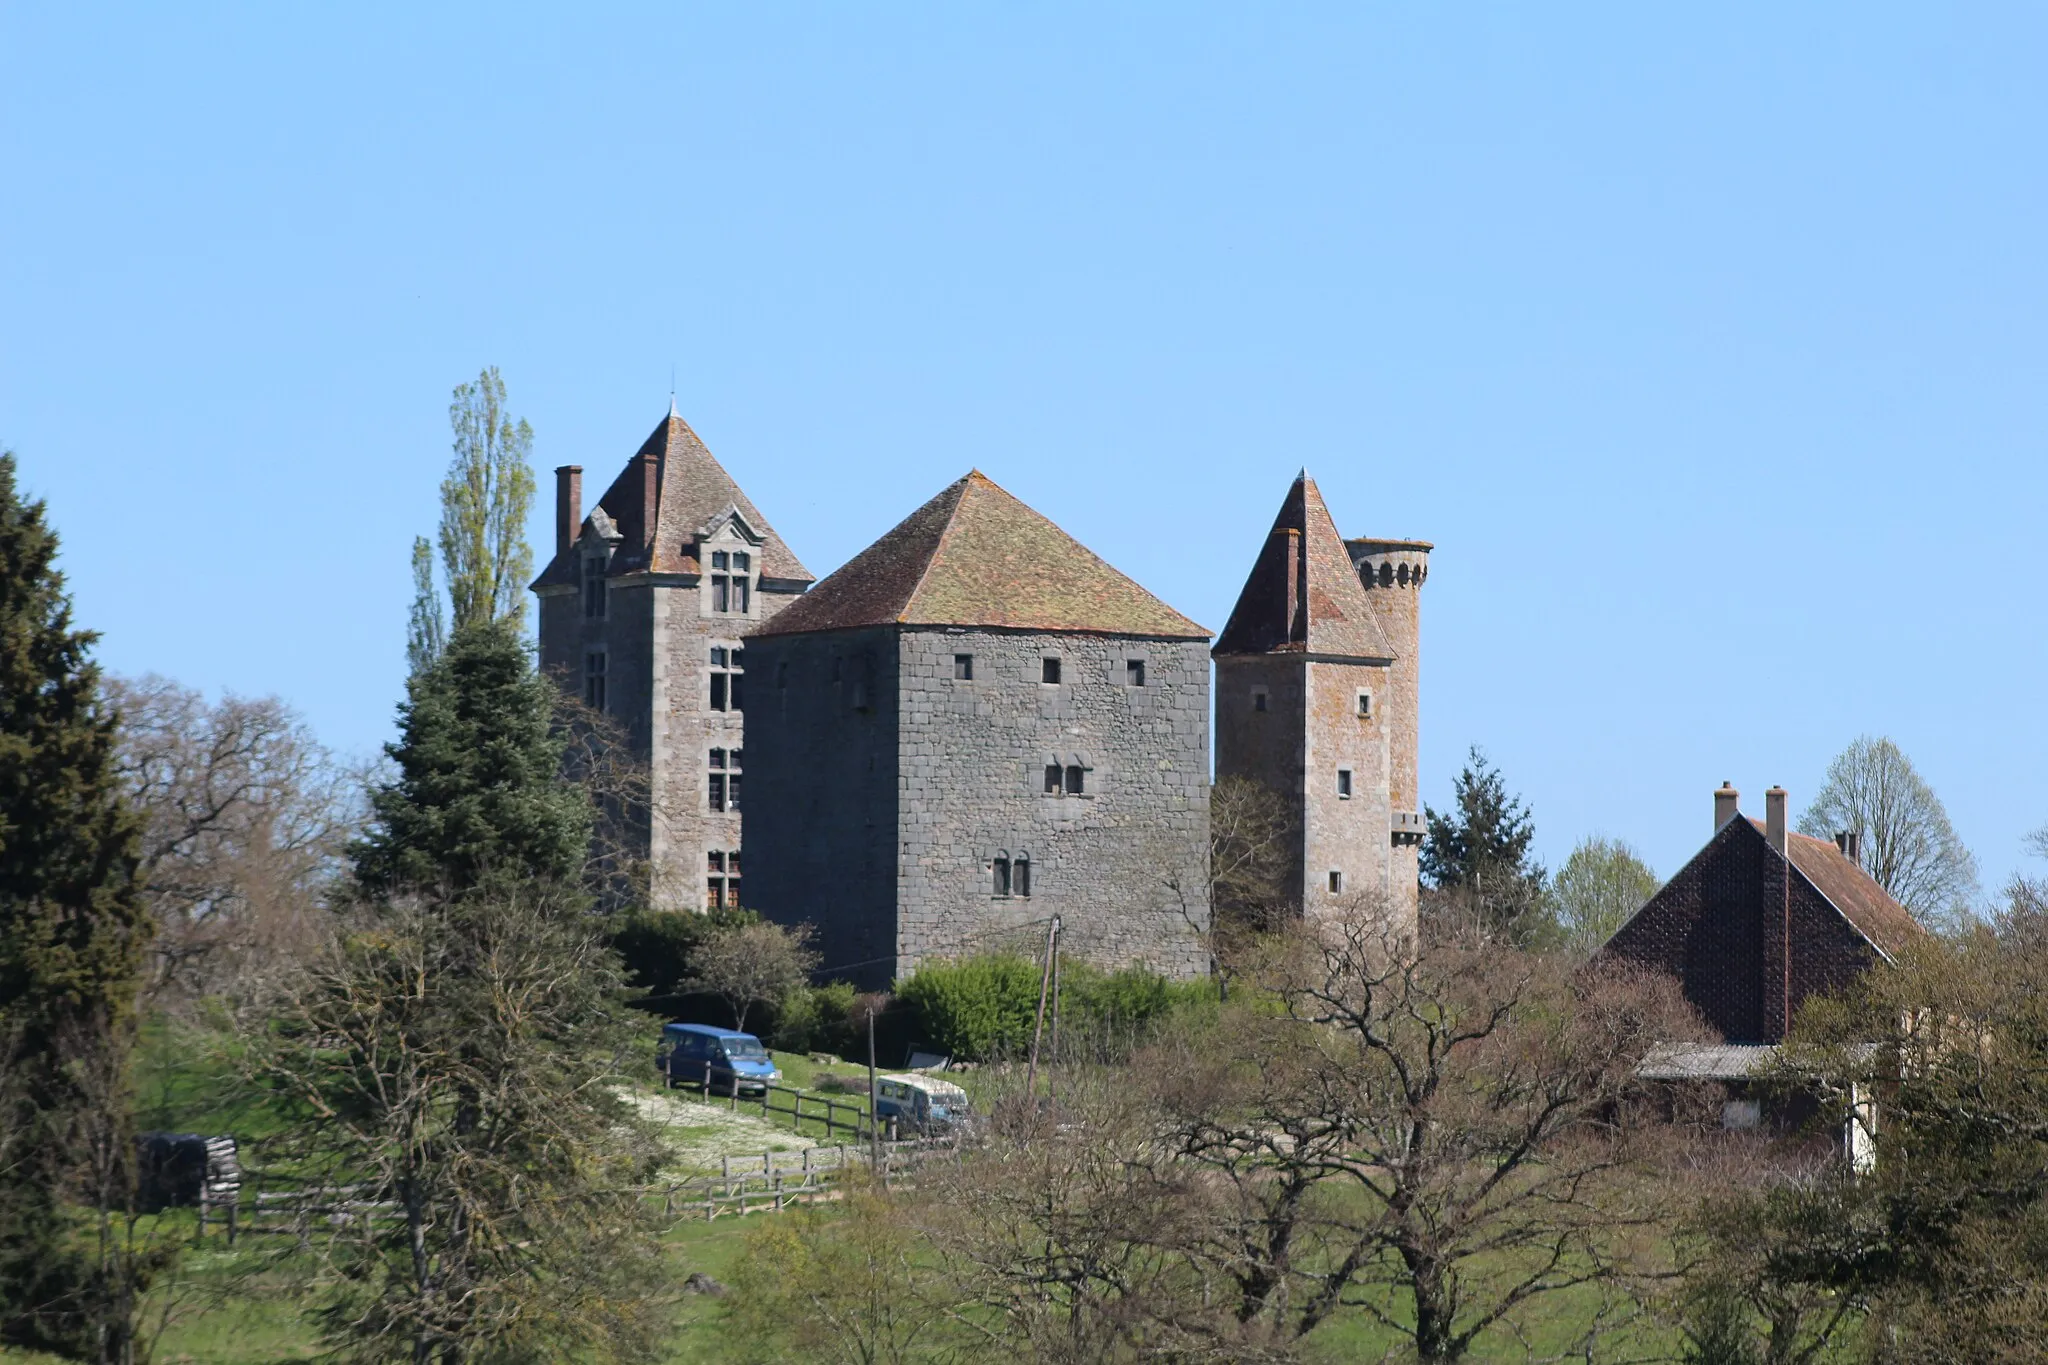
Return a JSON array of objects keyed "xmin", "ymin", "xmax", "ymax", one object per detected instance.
[
  {"xmin": 1749, "ymin": 820, "xmax": 1925, "ymax": 961},
  {"xmin": 531, "ymin": 410, "xmax": 811, "ymax": 589},
  {"xmin": 1214, "ymin": 473, "xmax": 1394, "ymax": 660},
  {"xmin": 750, "ymin": 471, "xmax": 1209, "ymax": 639}
]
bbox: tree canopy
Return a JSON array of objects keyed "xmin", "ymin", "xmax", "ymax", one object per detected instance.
[
  {"xmin": 1798, "ymin": 734, "xmax": 1978, "ymax": 927},
  {"xmin": 352, "ymin": 621, "xmax": 588, "ymax": 898},
  {"xmin": 1421, "ymin": 746, "xmax": 1551, "ymax": 943}
]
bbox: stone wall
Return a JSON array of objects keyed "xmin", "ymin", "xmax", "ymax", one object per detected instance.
[
  {"xmin": 1213, "ymin": 654, "xmax": 1307, "ymax": 898},
  {"xmin": 893, "ymin": 629, "xmax": 1211, "ymax": 981},
  {"xmin": 1302, "ymin": 659, "xmax": 1396, "ymax": 919},
  {"xmin": 741, "ymin": 626, "xmax": 903, "ymax": 987},
  {"xmin": 1350, "ymin": 539, "xmax": 1429, "ymax": 932}
]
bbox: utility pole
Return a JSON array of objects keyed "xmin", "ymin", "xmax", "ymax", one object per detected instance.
[
  {"xmin": 867, "ymin": 1003, "xmax": 882, "ymax": 1174},
  {"xmin": 1025, "ymin": 915, "xmax": 1060, "ymax": 1101},
  {"xmin": 1048, "ymin": 922, "xmax": 1062, "ymax": 1104}
]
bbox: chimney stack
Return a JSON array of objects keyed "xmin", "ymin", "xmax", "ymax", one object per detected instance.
[
  {"xmin": 554, "ymin": 465, "xmax": 582, "ymax": 556},
  {"xmin": 1281, "ymin": 527, "xmax": 1303, "ymax": 641},
  {"xmin": 1835, "ymin": 830, "xmax": 1862, "ymax": 866},
  {"xmin": 1765, "ymin": 787, "xmax": 1788, "ymax": 855},
  {"xmin": 1714, "ymin": 781, "xmax": 1740, "ymax": 832}
]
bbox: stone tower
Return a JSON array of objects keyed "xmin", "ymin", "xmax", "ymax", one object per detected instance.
[
  {"xmin": 1345, "ymin": 535, "xmax": 1431, "ymax": 907},
  {"xmin": 1213, "ymin": 474, "xmax": 1426, "ymax": 932},
  {"xmin": 530, "ymin": 406, "xmax": 812, "ymax": 911},
  {"xmin": 743, "ymin": 471, "xmax": 1213, "ymax": 988}
]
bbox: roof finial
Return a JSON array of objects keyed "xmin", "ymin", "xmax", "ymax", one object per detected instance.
[{"xmin": 669, "ymin": 364, "xmax": 678, "ymax": 418}]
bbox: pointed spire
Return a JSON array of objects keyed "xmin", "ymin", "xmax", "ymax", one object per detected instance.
[{"xmin": 1214, "ymin": 473, "xmax": 1395, "ymax": 660}]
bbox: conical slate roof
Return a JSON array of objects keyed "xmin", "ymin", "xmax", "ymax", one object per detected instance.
[
  {"xmin": 1213, "ymin": 473, "xmax": 1394, "ymax": 660},
  {"xmin": 752, "ymin": 471, "xmax": 1208, "ymax": 639},
  {"xmin": 532, "ymin": 410, "xmax": 811, "ymax": 588}
]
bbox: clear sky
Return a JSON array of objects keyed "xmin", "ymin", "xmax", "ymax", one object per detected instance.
[{"xmin": 5, "ymin": 5, "xmax": 2044, "ymax": 896}]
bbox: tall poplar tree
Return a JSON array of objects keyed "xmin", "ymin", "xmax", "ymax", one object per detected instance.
[
  {"xmin": 0, "ymin": 451, "xmax": 149, "ymax": 1355},
  {"xmin": 405, "ymin": 367, "xmax": 536, "ymax": 672}
]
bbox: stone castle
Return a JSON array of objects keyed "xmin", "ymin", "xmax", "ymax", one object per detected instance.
[{"xmin": 533, "ymin": 407, "xmax": 1429, "ymax": 986}]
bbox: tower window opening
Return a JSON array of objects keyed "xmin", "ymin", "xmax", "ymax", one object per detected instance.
[
  {"xmin": 1252, "ymin": 686, "xmax": 1268, "ymax": 713},
  {"xmin": 954, "ymin": 653, "xmax": 974, "ymax": 680},
  {"xmin": 1041, "ymin": 658, "xmax": 1061, "ymax": 684},
  {"xmin": 1337, "ymin": 769, "xmax": 1353, "ymax": 799},
  {"xmin": 1064, "ymin": 765, "xmax": 1086, "ymax": 796},
  {"xmin": 1357, "ymin": 691, "xmax": 1371, "ymax": 718},
  {"xmin": 993, "ymin": 856, "xmax": 1012, "ymax": 898},
  {"xmin": 1043, "ymin": 764, "xmax": 1062, "ymax": 794},
  {"xmin": 1126, "ymin": 659, "xmax": 1146, "ymax": 687},
  {"xmin": 582, "ymin": 556, "xmax": 607, "ymax": 618},
  {"xmin": 583, "ymin": 651, "xmax": 607, "ymax": 711},
  {"xmin": 1329, "ymin": 870, "xmax": 1344, "ymax": 894},
  {"xmin": 1014, "ymin": 854, "xmax": 1031, "ymax": 897}
]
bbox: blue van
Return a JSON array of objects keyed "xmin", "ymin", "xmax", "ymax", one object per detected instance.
[{"xmin": 658, "ymin": 1023, "xmax": 780, "ymax": 1096}]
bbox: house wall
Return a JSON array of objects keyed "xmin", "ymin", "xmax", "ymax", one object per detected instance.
[{"xmin": 1602, "ymin": 820, "xmax": 1881, "ymax": 1043}]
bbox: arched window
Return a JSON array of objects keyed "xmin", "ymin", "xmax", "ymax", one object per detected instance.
[
  {"xmin": 1013, "ymin": 853, "xmax": 1031, "ymax": 898},
  {"xmin": 993, "ymin": 853, "xmax": 1012, "ymax": 898},
  {"xmin": 1064, "ymin": 764, "xmax": 1085, "ymax": 795}
]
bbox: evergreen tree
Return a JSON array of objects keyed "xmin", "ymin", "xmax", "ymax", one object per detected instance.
[
  {"xmin": 1421, "ymin": 746, "xmax": 1552, "ymax": 944},
  {"xmin": 353, "ymin": 620, "xmax": 588, "ymax": 898},
  {"xmin": 0, "ymin": 451, "xmax": 150, "ymax": 1356}
]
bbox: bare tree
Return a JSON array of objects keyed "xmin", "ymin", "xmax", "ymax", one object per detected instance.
[
  {"xmin": 1167, "ymin": 776, "xmax": 1291, "ymax": 994},
  {"xmin": 1798, "ymin": 735, "xmax": 1979, "ymax": 926},
  {"xmin": 106, "ymin": 675, "xmax": 363, "ymax": 1016},
  {"xmin": 685, "ymin": 920, "xmax": 819, "ymax": 1035},
  {"xmin": 1146, "ymin": 910, "xmax": 1707, "ymax": 1362}
]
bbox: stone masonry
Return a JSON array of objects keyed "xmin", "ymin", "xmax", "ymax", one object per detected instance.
[{"xmin": 743, "ymin": 472, "xmax": 1213, "ymax": 988}]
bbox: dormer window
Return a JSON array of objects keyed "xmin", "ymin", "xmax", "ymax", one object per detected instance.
[{"xmin": 710, "ymin": 550, "xmax": 753, "ymax": 615}]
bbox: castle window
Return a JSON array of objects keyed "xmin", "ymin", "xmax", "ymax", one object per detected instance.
[
  {"xmin": 953, "ymin": 654, "xmax": 974, "ymax": 681},
  {"xmin": 1064, "ymin": 765, "xmax": 1086, "ymax": 796},
  {"xmin": 706, "ymin": 851, "xmax": 725, "ymax": 910},
  {"xmin": 710, "ymin": 550, "xmax": 751, "ymax": 615},
  {"xmin": 1329, "ymin": 870, "xmax": 1344, "ymax": 894},
  {"xmin": 732, "ymin": 552, "xmax": 751, "ymax": 613},
  {"xmin": 1041, "ymin": 657, "xmax": 1061, "ymax": 685},
  {"xmin": 1337, "ymin": 769, "xmax": 1353, "ymax": 799},
  {"xmin": 583, "ymin": 650, "xmax": 607, "ymax": 711},
  {"xmin": 1044, "ymin": 764, "xmax": 1062, "ymax": 794},
  {"xmin": 707, "ymin": 748, "xmax": 741, "ymax": 811},
  {"xmin": 727, "ymin": 852, "xmax": 740, "ymax": 908},
  {"xmin": 992, "ymin": 855, "xmax": 1012, "ymax": 898},
  {"xmin": 1126, "ymin": 659, "xmax": 1146, "ymax": 687},
  {"xmin": 1014, "ymin": 854, "xmax": 1031, "ymax": 897},
  {"xmin": 1252, "ymin": 686, "xmax": 1268, "ymax": 713},
  {"xmin": 710, "ymin": 551, "xmax": 730, "ymax": 612},
  {"xmin": 582, "ymin": 556, "xmax": 607, "ymax": 618},
  {"xmin": 1357, "ymin": 691, "xmax": 1371, "ymax": 718},
  {"xmin": 709, "ymin": 645, "xmax": 744, "ymax": 712}
]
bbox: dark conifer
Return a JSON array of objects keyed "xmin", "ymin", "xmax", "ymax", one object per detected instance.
[
  {"xmin": 0, "ymin": 450, "xmax": 149, "ymax": 1355},
  {"xmin": 351, "ymin": 619, "xmax": 588, "ymax": 897},
  {"xmin": 1421, "ymin": 746, "xmax": 1552, "ymax": 943}
]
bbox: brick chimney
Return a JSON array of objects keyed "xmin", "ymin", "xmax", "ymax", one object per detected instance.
[
  {"xmin": 554, "ymin": 465, "xmax": 582, "ymax": 556},
  {"xmin": 1280, "ymin": 527, "xmax": 1303, "ymax": 642},
  {"xmin": 1714, "ymin": 781, "xmax": 1740, "ymax": 832},
  {"xmin": 1765, "ymin": 787, "xmax": 1788, "ymax": 855},
  {"xmin": 1835, "ymin": 830, "xmax": 1862, "ymax": 866}
]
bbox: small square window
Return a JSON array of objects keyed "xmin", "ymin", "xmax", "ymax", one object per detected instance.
[
  {"xmin": 1041, "ymin": 658, "xmax": 1061, "ymax": 684},
  {"xmin": 954, "ymin": 654, "xmax": 974, "ymax": 681},
  {"xmin": 710, "ymin": 647, "xmax": 727, "ymax": 667},
  {"xmin": 1044, "ymin": 764, "xmax": 1062, "ymax": 794},
  {"xmin": 712, "ymin": 551, "xmax": 729, "ymax": 571},
  {"xmin": 708, "ymin": 851, "xmax": 725, "ymax": 874},
  {"xmin": 1329, "ymin": 870, "xmax": 1344, "ymax": 894},
  {"xmin": 1252, "ymin": 687, "xmax": 1268, "ymax": 713},
  {"xmin": 1337, "ymin": 769, "xmax": 1353, "ymax": 799},
  {"xmin": 1358, "ymin": 692, "xmax": 1372, "ymax": 718},
  {"xmin": 1126, "ymin": 659, "xmax": 1146, "ymax": 687},
  {"xmin": 709, "ymin": 748, "xmax": 727, "ymax": 770}
]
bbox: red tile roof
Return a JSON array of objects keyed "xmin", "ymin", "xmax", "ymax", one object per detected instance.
[
  {"xmin": 750, "ymin": 471, "xmax": 1209, "ymax": 639},
  {"xmin": 532, "ymin": 411, "xmax": 810, "ymax": 589},
  {"xmin": 1213, "ymin": 473, "xmax": 1395, "ymax": 660},
  {"xmin": 1746, "ymin": 820, "xmax": 1926, "ymax": 961}
]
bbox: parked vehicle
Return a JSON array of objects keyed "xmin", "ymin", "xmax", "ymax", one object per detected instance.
[
  {"xmin": 659, "ymin": 1023, "xmax": 780, "ymax": 1096},
  {"xmin": 874, "ymin": 1073, "xmax": 973, "ymax": 1135}
]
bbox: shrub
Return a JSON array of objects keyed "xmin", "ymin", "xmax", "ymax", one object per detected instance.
[
  {"xmin": 895, "ymin": 955, "xmax": 1220, "ymax": 1063},
  {"xmin": 894, "ymin": 955, "xmax": 1043, "ymax": 1061},
  {"xmin": 607, "ymin": 906, "xmax": 755, "ymax": 998},
  {"xmin": 769, "ymin": 980, "xmax": 862, "ymax": 1056}
]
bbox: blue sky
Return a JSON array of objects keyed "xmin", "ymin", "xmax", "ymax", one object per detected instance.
[{"xmin": 5, "ymin": 4, "xmax": 2044, "ymax": 895}]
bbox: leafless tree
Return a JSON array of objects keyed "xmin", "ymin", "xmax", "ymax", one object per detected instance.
[
  {"xmin": 1140, "ymin": 910, "xmax": 1707, "ymax": 1362},
  {"xmin": 106, "ymin": 675, "xmax": 364, "ymax": 1015},
  {"xmin": 684, "ymin": 920, "xmax": 819, "ymax": 1035},
  {"xmin": 1168, "ymin": 777, "xmax": 1292, "ymax": 994},
  {"xmin": 1798, "ymin": 735, "xmax": 1979, "ymax": 927}
]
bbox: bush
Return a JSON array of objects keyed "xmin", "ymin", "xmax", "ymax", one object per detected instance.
[
  {"xmin": 895, "ymin": 955, "xmax": 1219, "ymax": 1063},
  {"xmin": 895, "ymin": 955, "xmax": 1043, "ymax": 1061},
  {"xmin": 769, "ymin": 980, "xmax": 862, "ymax": 1056},
  {"xmin": 607, "ymin": 906, "xmax": 755, "ymax": 998}
]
